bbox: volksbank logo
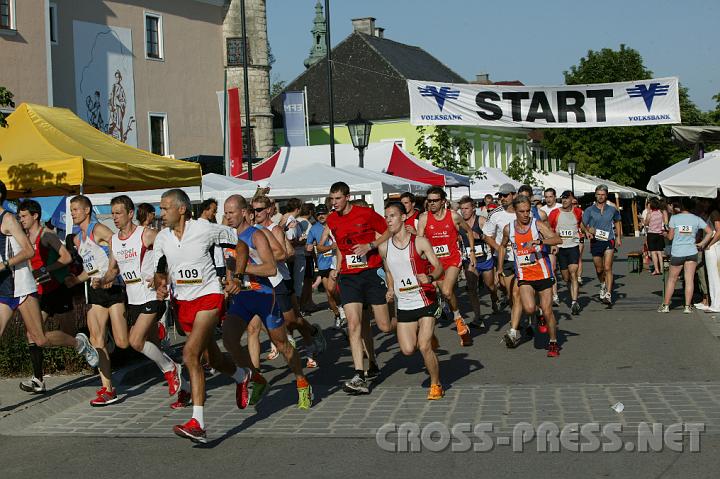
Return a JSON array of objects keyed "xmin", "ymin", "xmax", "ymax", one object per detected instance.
[
  {"xmin": 418, "ymin": 85, "xmax": 460, "ymax": 111},
  {"xmin": 626, "ymin": 83, "xmax": 670, "ymax": 111}
]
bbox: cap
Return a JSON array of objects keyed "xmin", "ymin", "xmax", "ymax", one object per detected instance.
[
  {"xmin": 315, "ymin": 204, "xmax": 329, "ymax": 215},
  {"xmin": 497, "ymin": 183, "xmax": 517, "ymax": 195},
  {"xmin": 560, "ymin": 190, "xmax": 573, "ymax": 199},
  {"xmin": 531, "ymin": 195, "xmax": 542, "ymax": 203}
]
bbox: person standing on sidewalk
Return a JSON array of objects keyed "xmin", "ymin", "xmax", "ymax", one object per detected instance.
[
  {"xmin": 658, "ymin": 197, "xmax": 713, "ymax": 314},
  {"xmin": 380, "ymin": 202, "xmax": 444, "ymax": 400},
  {"xmin": 699, "ymin": 201, "xmax": 720, "ymax": 313},
  {"xmin": 643, "ymin": 198, "xmax": 668, "ymax": 277}
]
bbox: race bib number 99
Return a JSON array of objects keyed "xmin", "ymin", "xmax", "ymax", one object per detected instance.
[
  {"xmin": 347, "ymin": 254, "xmax": 368, "ymax": 269},
  {"xmin": 595, "ymin": 229, "xmax": 610, "ymax": 241},
  {"xmin": 175, "ymin": 266, "xmax": 203, "ymax": 285},
  {"xmin": 433, "ymin": 244, "xmax": 450, "ymax": 258}
]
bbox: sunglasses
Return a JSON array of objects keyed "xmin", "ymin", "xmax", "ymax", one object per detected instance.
[
  {"xmin": 499, "ymin": 193, "xmax": 512, "ymax": 198},
  {"xmin": 253, "ymin": 207, "xmax": 267, "ymax": 213},
  {"xmin": 427, "ymin": 198, "xmax": 443, "ymax": 203}
]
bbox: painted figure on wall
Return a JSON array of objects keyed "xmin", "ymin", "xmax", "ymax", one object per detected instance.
[
  {"xmin": 85, "ymin": 90, "xmax": 105, "ymax": 131},
  {"xmin": 107, "ymin": 70, "xmax": 135, "ymax": 143}
]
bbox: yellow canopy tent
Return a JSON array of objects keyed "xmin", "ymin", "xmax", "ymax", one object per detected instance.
[{"xmin": 0, "ymin": 103, "xmax": 201, "ymax": 198}]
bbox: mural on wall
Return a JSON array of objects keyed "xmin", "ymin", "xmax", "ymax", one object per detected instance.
[{"xmin": 73, "ymin": 21, "xmax": 137, "ymax": 146}]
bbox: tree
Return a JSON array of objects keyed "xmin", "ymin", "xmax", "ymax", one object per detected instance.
[
  {"xmin": 414, "ymin": 125, "xmax": 479, "ymax": 177},
  {"xmin": 541, "ymin": 45, "xmax": 702, "ymax": 188},
  {"xmin": 0, "ymin": 86, "xmax": 14, "ymax": 128},
  {"xmin": 506, "ymin": 156, "xmax": 543, "ymax": 187},
  {"xmin": 270, "ymin": 80, "xmax": 286, "ymax": 97},
  {"xmin": 710, "ymin": 92, "xmax": 720, "ymax": 125}
]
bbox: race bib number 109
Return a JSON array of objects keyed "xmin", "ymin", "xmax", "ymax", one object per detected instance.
[{"xmin": 175, "ymin": 266, "xmax": 203, "ymax": 285}]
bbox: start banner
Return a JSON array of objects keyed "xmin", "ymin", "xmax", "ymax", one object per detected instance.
[{"xmin": 408, "ymin": 77, "xmax": 681, "ymax": 128}]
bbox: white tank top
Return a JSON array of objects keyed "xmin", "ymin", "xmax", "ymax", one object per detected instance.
[
  {"xmin": 78, "ymin": 224, "xmax": 110, "ymax": 279},
  {"xmin": 556, "ymin": 210, "xmax": 581, "ymax": 249},
  {"xmin": 112, "ymin": 226, "xmax": 156, "ymax": 305},
  {"xmin": 0, "ymin": 227, "xmax": 37, "ymax": 297},
  {"xmin": 386, "ymin": 235, "xmax": 435, "ymax": 311},
  {"xmin": 266, "ymin": 223, "xmax": 291, "ymax": 283}
]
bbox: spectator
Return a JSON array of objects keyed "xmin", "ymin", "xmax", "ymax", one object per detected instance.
[{"xmin": 643, "ymin": 197, "xmax": 667, "ymax": 276}]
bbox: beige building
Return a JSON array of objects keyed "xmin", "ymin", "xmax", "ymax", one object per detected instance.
[{"xmin": 0, "ymin": 0, "xmax": 273, "ymax": 164}]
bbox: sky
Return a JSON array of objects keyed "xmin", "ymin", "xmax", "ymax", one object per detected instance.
[{"xmin": 267, "ymin": 0, "xmax": 719, "ymax": 111}]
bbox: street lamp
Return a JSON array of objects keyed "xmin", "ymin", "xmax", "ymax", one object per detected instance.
[
  {"xmin": 346, "ymin": 113, "xmax": 373, "ymax": 168},
  {"xmin": 568, "ymin": 160, "xmax": 577, "ymax": 197}
]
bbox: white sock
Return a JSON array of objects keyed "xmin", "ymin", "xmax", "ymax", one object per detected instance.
[
  {"xmin": 510, "ymin": 328, "xmax": 518, "ymax": 337},
  {"xmin": 192, "ymin": 405, "xmax": 204, "ymax": 429},
  {"xmin": 232, "ymin": 367, "xmax": 247, "ymax": 384},
  {"xmin": 141, "ymin": 342, "xmax": 174, "ymax": 373},
  {"xmin": 338, "ymin": 306, "xmax": 346, "ymax": 319},
  {"xmin": 452, "ymin": 309, "xmax": 461, "ymax": 319}
]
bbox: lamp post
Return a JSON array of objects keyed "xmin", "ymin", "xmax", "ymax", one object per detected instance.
[
  {"xmin": 324, "ymin": 0, "xmax": 335, "ymax": 166},
  {"xmin": 346, "ymin": 113, "xmax": 373, "ymax": 168},
  {"xmin": 568, "ymin": 160, "xmax": 577, "ymax": 197},
  {"xmin": 240, "ymin": 0, "xmax": 253, "ymax": 180}
]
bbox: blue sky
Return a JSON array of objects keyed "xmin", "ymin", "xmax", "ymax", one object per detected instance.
[{"xmin": 267, "ymin": 0, "xmax": 719, "ymax": 111}]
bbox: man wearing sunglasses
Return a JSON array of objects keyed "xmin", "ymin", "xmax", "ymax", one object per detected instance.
[{"xmin": 418, "ymin": 186, "xmax": 475, "ymax": 346}]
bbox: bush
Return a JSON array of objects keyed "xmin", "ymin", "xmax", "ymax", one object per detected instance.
[{"xmin": 0, "ymin": 328, "xmax": 89, "ymax": 377}]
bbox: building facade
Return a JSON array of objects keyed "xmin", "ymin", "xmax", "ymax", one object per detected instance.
[{"xmin": 1, "ymin": 0, "xmax": 274, "ymax": 163}]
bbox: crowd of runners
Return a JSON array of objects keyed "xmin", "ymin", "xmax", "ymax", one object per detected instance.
[{"xmin": 0, "ymin": 178, "xmax": 629, "ymax": 443}]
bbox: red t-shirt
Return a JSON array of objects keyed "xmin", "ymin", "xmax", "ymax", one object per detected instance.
[
  {"xmin": 405, "ymin": 210, "xmax": 420, "ymax": 228},
  {"xmin": 326, "ymin": 205, "xmax": 387, "ymax": 274}
]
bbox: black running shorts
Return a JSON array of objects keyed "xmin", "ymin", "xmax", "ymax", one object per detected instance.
[
  {"xmin": 397, "ymin": 303, "xmax": 440, "ymax": 323},
  {"xmin": 557, "ymin": 246, "xmax": 580, "ymax": 271},
  {"xmin": 337, "ymin": 268, "xmax": 387, "ymax": 306}
]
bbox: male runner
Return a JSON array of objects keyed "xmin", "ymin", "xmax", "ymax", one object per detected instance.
[
  {"xmin": 497, "ymin": 196, "xmax": 562, "ymax": 357},
  {"xmin": 65, "ymin": 195, "xmax": 128, "ymax": 406},
  {"xmin": 457, "ymin": 196, "xmax": 499, "ymax": 328},
  {"xmin": 380, "ymin": 202, "xmax": 444, "ymax": 400},
  {"xmin": 3, "ymin": 193, "xmax": 98, "ymax": 394},
  {"xmin": 306, "ymin": 204, "xmax": 341, "ymax": 325},
  {"xmin": 417, "ymin": 186, "xmax": 475, "ymax": 346},
  {"xmin": 548, "ymin": 191, "xmax": 583, "ymax": 315},
  {"xmin": 153, "ymin": 189, "xmax": 250, "ymax": 443},
  {"xmin": 400, "ymin": 192, "xmax": 420, "ymax": 235},
  {"xmin": 326, "ymin": 182, "xmax": 393, "ymax": 394},
  {"xmin": 98, "ymin": 195, "xmax": 182, "ymax": 397},
  {"xmin": 541, "ymin": 188, "xmax": 561, "ymax": 305},
  {"xmin": 222, "ymin": 195, "xmax": 312, "ymax": 409},
  {"xmin": 582, "ymin": 185, "xmax": 622, "ymax": 305}
]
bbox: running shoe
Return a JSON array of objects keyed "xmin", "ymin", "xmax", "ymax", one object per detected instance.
[
  {"xmin": 334, "ymin": 314, "xmax": 346, "ymax": 329},
  {"xmin": 552, "ymin": 294, "xmax": 560, "ymax": 307},
  {"xmin": 599, "ymin": 284, "xmax": 607, "ymax": 299},
  {"xmin": 297, "ymin": 384, "xmax": 313, "ymax": 410},
  {"xmin": 602, "ymin": 292, "xmax": 612, "ymax": 305},
  {"xmin": 311, "ymin": 323, "xmax": 327, "ymax": 353},
  {"xmin": 173, "ymin": 418, "xmax": 206, "ymax": 444},
  {"xmin": 683, "ymin": 305, "xmax": 694, "ymax": 314},
  {"xmin": 266, "ymin": 344, "xmax": 279, "ymax": 360},
  {"xmin": 547, "ymin": 342, "xmax": 561, "ymax": 358},
  {"xmin": 170, "ymin": 390, "xmax": 191, "ymax": 409},
  {"xmin": 502, "ymin": 329, "xmax": 521, "ymax": 349},
  {"xmin": 455, "ymin": 318, "xmax": 472, "ymax": 346},
  {"xmin": 75, "ymin": 333, "xmax": 99, "ymax": 368},
  {"xmin": 571, "ymin": 301, "xmax": 581, "ymax": 315},
  {"xmin": 577, "ymin": 276, "xmax": 583, "ymax": 285},
  {"xmin": 657, "ymin": 303, "xmax": 670, "ymax": 313},
  {"xmin": 249, "ymin": 380, "xmax": 268, "ymax": 406},
  {"xmin": 366, "ymin": 363, "xmax": 381, "ymax": 381},
  {"xmin": 306, "ymin": 355, "xmax": 318, "ymax": 368},
  {"xmin": 343, "ymin": 374, "xmax": 369, "ymax": 394},
  {"xmin": 427, "ymin": 384, "xmax": 445, "ymax": 401},
  {"xmin": 537, "ymin": 316, "xmax": 548, "ymax": 334},
  {"xmin": 695, "ymin": 303, "xmax": 710, "ymax": 311},
  {"xmin": 90, "ymin": 387, "xmax": 118, "ymax": 407},
  {"xmin": 19, "ymin": 376, "xmax": 46, "ymax": 394},
  {"xmin": 164, "ymin": 363, "xmax": 182, "ymax": 396},
  {"xmin": 235, "ymin": 368, "xmax": 251, "ymax": 409}
]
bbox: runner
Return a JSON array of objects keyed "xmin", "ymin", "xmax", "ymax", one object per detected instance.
[
  {"xmin": 548, "ymin": 191, "xmax": 583, "ymax": 315},
  {"xmin": 417, "ymin": 186, "xmax": 475, "ymax": 346},
  {"xmin": 306, "ymin": 203, "xmax": 341, "ymax": 326},
  {"xmin": 221, "ymin": 195, "xmax": 312, "ymax": 410},
  {"xmin": 65, "ymin": 195, "xmax": 128, "ymax": 406},
  {"xmin": 541, "ymin": 188, "xmax": 561, "ymax": 305},
  {"xmin": 497, "ymin": 196, "xmax": 563, "ymax": 357},
  {"xmin": 12, "ymin": 198, "xmax": 98, "ymax": 393},
  {"xmin": 582, "ymin": 185, "xmax": 622, "ymax": 305},
  {"xmin": 380, "ymin": 202, "xmax": 444, "ymax": 400},
  {"xmin": 97, "ymin": 195, "xmax": 182, "ymax": 398},
  {"xmin": 400, "ymin": 192, "xmax": 421, "ymax": 235},
  {"xmin": 326, "ymin": 182, "xmax": 393, "ymax": 394},
  {"xmin": 573, "ymin": 197, "xmax": 585, "ymax": 284},
  {"xmin": 457, "ymin": 196, "xmax": 499, "ymax": 328},
  {"xmin": 153, "ymin": 189, "xmax": 250, "ymax": 443}
]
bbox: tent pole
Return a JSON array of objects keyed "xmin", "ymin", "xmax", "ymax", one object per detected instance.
[{"xmin": 223, "ymin": 68, "xmax": 228, "ymax": 176}]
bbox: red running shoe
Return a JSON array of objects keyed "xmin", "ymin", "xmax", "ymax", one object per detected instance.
[
  {"xmin": 173, "ymin": 418, "xmax": 206, "ymax": 443},
  {"xmin": 90, "ymin": 387, "xmax": 118, "ymax": 407},
  {"xmin": 170, "ymin": 390, "xmax": 191, "ymax": 409},
  {"xmin": 547, "ymin": 342, "xmax": 560, "ymax": 358},
  {"xmin": 537, "ymin": 316, "xmax": 548, "ymax": 334},
  {"xmin": 235, "ymin": 368, "xmax": 251, "ymax": 409},
  {"xmin": 164, "ymin": 363, "xmax": 182, "ymax": 396}
]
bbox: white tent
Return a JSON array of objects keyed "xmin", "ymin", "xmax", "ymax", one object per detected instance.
[
  {"xmin": 577, "ymin": 174, "xmax": 649, "ymax": 198},
  {"xmin": 337, "ymin": 165, "xmax": 429, "ymax": 193},
  {"xmin": 469, "ymin": 167, "xmax": 520, "ymax": 197},
  {"xmin": 534, "ymin": 171, "xmax": 599, "ymax": 197},
  {"xmin": 647, "ymin": 150, "xmax": 720, "ymax": 197}
]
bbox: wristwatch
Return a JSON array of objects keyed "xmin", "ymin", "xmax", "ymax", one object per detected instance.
[
  {"xmin": 2, "ymin": 259, "xmax": 9, "ymax": 269},
  {"xmin": 369, "ymin": 241, "xmax": 376, "ymax": 250}
]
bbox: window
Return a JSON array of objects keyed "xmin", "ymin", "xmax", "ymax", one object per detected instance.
[
  {"xmin": 49, "ymin": 3, "xmax": 58, "ymax": 44},
  {"xmin": 145, "ymin": 13, "xmax": 163, "ymax": 59},
  {"xmin": 227, "ymin": 37, "xmax": 250, "ymax": 67},
  {"xmin": 149, "ymin": 113, "xmax": 168, "ymax": 155},
  {"xmin": 1, "ymin": 0, "xmax": 14, "ymax": 30}
]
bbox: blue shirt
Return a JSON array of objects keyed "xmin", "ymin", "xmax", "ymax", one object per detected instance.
[
  {"xmin": 306, "ymin": 222, "xmax": 334, "ymax": 271},
  {"xmin": 668, "ymin": 213, "xmax": 706, "ymax": 258},
  {"xmin": 582, "ymin": 203, "xmax": 621, "ymax": 241}
]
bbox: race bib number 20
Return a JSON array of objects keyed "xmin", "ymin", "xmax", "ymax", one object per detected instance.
[{"xmin": 433, "ymin": 244, "xmax": 450, "ymax": 258}]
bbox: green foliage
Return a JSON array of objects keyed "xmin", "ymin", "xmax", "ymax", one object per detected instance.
[
  {"xmin": 541, "ymin": 45, "xmax": 700, "ymax": 189},
  {"xmin": 414, "ymin": 126, "xmax": 483, "ymax": 179},
  {"xmin": 0, "ymin": 85, "xmax": 15, "ymax": 128},
  {"xmin": 710, "ymin": 92, "xmax": 720, "ymax": 124},
  {"xmin": 506, "ymin": 156, "xmax": 543, "ymax": 187},
  {"xmin": 270, "ymin": 80, "xmax": 287, "ymax": 97},
  {"xmin": 0, "ymin": 328, "xmax": 88, "ymax": 377}
]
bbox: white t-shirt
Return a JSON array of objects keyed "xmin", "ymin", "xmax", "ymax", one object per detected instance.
[
  {"xmin": 540, "ymin": 203, "xmax": 560, "ymax": 216},
  {"xmin": 153, "ymin": 219, "xmax": 237, "ymax": 301},
  {"xmin": 483, "ymin": 207, "xmax": 516, "ymax": 260}
]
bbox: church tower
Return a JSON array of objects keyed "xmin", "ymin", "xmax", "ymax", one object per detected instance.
[
  {"xmin": 223, "ymin": 0, "xmax": 274, "ymax": 161},
  {"xmin": 304, "ymin": 1, "xmax": 327, "ymax": 69}
]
